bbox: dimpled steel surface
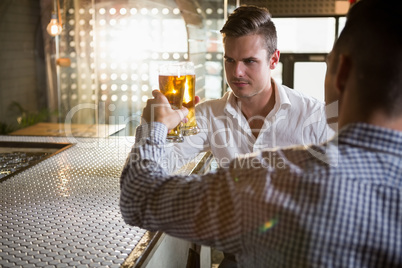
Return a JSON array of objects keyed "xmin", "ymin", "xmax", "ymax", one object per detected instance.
[{"xmin": 0, "ymin": 135, "xmax": 144, "ymax": 267}]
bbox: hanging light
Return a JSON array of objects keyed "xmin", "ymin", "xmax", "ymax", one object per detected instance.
[
  {"xmin": 47, "ymin": 0, "xmax": 63, "ymax": 37},
  {"xmin": 47, "ymin": 12, "xmax": 62, "ymax": 36}
]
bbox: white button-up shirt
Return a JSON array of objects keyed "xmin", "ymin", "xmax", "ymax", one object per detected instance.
[{"xmin": 164, "ymin": 79, "xmax": 334, "ymax": 171}]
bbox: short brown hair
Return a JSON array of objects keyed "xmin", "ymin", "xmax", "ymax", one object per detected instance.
[
  {"xmin": 334, "ymin": 0, "xmax": 402, "ymax": 117},
  {"xmin": 220, "ymin": 5, "xmax": 277, "ymax": 56}
]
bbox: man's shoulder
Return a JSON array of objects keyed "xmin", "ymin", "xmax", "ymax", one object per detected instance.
[
  {"xmin": 231, "ymin": 142, "xmax": 331, "ymax": 173},
  {"xmin": 282, "ymin": 84, "xmax": 323, "ymax": 103},
  {"xmin": 279, "ymin": 84, "xmax": 325, "ymax": 111}
]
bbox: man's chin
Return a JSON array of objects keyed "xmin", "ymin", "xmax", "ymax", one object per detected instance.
[
  {"xmin": 233, "ymin": 92, "xmax": 253, "ymax": 99},
  {"xmin": 232, "ymin": 88, "xmax": 265, "ymax": 99}
]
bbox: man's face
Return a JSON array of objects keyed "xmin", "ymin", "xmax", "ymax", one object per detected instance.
[{"xmin": 223, "ymin": 34, "xmax": 279, "ymax": 99}]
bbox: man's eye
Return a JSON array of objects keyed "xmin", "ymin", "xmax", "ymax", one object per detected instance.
[
  {"xmin": 244, "ymin": 59, "xmax": 256, "ymax": 64},
  {"xmin": 225, "ymin": 58, "xmax": 234, "ymax": 63}
]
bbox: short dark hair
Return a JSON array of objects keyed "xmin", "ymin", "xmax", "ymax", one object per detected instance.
[
  {"xmin": 220, "ymin": 5, "xmax": 277, "ymax": 56},
  {"xmin": 334, "ymin": 0, "xmax": 402, "ymax": 117}
]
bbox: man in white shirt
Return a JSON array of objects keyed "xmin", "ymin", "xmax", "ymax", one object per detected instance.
[
  {"xmin": 165, "ymin": 6, "xmax": 333, "ymax": 172},
  {"xmin": 165, "ymin": 6, "xmax": 333, "ymax": 267}
]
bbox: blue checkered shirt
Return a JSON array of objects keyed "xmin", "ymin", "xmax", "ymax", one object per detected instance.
[{"xmin": 120, "ymin": 122, "xmax": 402, "ymax": 267}]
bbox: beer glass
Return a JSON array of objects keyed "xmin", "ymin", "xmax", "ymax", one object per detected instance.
[
  {"xmin": 158, "ymin": 62, "xmax": 186, "ymax": 142},
  {"xmin": 181, "ymin": 62, "xmax": 200, "ymax": 136}
]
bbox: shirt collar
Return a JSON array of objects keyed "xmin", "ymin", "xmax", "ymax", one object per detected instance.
[
  {"xmin": 224, "ymin": 91, "xmax": 238, "ymax": 117},
  {"xmin": 273, "ymin": 79, "xmax": 291, "ymax": 110},
  {"xmin": 224, "ymin": 79, "xmax": 292, "ymax": 118}
]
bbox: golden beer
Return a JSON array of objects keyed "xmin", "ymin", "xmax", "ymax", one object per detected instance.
[
  {"xmin": 182, "ymin": 74, "xmax": 200, "ymax": 135},
  {"xmin": 158, "ymin": 74, "xmax": 186, "ymax": 142}
]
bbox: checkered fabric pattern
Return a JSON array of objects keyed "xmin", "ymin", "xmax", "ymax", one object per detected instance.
[{"xmin": 120, "ymin": 122, "xmax": 402, "ymax": 268}]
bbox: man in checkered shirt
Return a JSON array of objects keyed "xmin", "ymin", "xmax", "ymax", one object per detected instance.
[{"xmin": 120, "ymin": 0, "xmax": 402, "ymax": 267}]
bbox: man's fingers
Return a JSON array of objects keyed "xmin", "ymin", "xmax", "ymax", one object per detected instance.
[
  {"xmin": 150, "ymin": 90, "xmax": 171, "ymax": 108},
  {"xmin": 152, "ymin": 89, "xmax": 165, "ymax": 100},
  {"xmin": 194, "ymin": 96, "xmax": 200, "ymax": 105},
  {"xmin": 152, "ymin": 89, "xmax": 160, "ymax": 97},
  {"xmin": 176, "ymin": 107, "xmax": 189, "ymax": 121}
]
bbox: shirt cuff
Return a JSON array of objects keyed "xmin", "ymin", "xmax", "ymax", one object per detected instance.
[
  {"xmin": 129, "ymin": 122, "xmax": 167, "ymax": 166},
  {"xmin": 135, "ymin": 122, "xmax": 168, "ymax": 146}
]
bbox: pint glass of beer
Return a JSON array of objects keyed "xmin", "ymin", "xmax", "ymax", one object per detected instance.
[
  {"xmin": 158, "ymin": 62, "xmax": 186, "ymax": 142},
  {"xmin": 181, "ymin": 62, "xmax": 200, "ymax": 136}
]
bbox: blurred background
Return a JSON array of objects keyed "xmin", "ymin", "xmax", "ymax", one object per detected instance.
[{"xmin": 0, "ymin": 0, "xmax": 350, "ymax": 136}]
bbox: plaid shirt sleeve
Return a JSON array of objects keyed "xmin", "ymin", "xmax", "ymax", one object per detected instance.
[
  {"xmin": 119, "ymin": 122, "xmax": 243, "ymax": 254},
  {"xmin": 120, "ymin": 122, "xmax": 402, "ymax": 267}
]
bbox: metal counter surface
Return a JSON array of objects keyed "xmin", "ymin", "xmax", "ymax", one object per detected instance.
[{"xmin": 0, "ymin": 135, "xmax": 145, "ymax": 267}]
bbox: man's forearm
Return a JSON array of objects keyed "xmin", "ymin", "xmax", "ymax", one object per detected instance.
[{"xmin": 120, "ymin": 122, "xmax": 168, "ymax": 227}]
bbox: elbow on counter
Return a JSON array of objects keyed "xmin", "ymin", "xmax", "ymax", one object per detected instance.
[
  {"xmin": 120, "ymin": 195, "xmax": 156, "ymax": 232},
  {"xmin": 119, "ymin": 166, "xmax": 144, "ymax": 227},
  {"xmin": 119, "ymin": 157, "xmax": 166, "ymax": 231},
  {"xmin": 120, "ymin": 186, "xmax": 159, "ymax": 232}
]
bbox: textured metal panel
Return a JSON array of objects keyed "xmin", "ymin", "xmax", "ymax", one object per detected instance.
[
  {"xmin": 0, "ymin": 135, "xmax": 144, "ymax": 267},
  {"xmin": 241, "ymin": 0, "xmax": 337, "ymax": 16}
]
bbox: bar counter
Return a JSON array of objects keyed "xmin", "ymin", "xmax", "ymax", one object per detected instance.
[{"xmin": 0, "ymin": 134, "xmax": 212, "ymax": 267}]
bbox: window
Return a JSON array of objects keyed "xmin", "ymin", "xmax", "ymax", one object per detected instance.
[
  {"xmin": 269, "ymin": 16, "xmax": 346, "ymax": 102},
  {"xmin": 273, "ymin": 17, "xmax": 336, "ymax": 53}
]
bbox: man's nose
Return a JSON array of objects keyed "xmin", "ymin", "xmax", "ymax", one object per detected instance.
[{"xmin": 233, "ymin": 62, "xmax": 245, "ymax": 77}]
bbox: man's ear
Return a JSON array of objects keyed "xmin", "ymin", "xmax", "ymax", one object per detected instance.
[
  {"xmin": 336, "ymin": 54, "xmax": 351, "ymax": 94},
  {"xmin": 270, "ymin": 50, "xmax": 280, "ymax": 69}
]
